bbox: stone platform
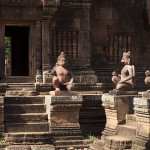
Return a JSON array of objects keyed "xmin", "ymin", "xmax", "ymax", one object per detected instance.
[
  {"xmin": 50, "ymin": 91, "xmax": 77, "ymax": 96},
  {"xmin": 101, "ymin": 94, "xmax": 137, "ymax": 143},
  {"xmin": 45, "ymin": 95, "xmax": 83, "ymax": 136}
]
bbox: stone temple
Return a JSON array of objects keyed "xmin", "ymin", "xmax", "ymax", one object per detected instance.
[{"xmin": 0, "ymin": 0, "xmax": 150, "ymax": 150}]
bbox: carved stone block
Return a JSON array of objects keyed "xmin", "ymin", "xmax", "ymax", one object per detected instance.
[
  {"xmin": 50, "ymin": 91, "xmax": 77, "ymax": 96},
  {"xmin": 45, "ymin": 95, "xmax": 82, "ymax": 136},
  {"xmin": 132, "ymin": 97, "xmax": 150, "ymax": 149},
  {"xmin": 101, "ymin": 94, "xmax": 135, "ymax": 140}
]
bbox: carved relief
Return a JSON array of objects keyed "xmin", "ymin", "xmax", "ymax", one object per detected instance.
[
  {"xmin": 0, "ymin": 7, "xmax": 42, "ymax": 19},
  {"xmin": 42, "ymin": 20, "xmax": 50, "ymax": 69}
]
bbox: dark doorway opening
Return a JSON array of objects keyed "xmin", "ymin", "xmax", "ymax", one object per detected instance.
[{"xmin": 5, "ymin": 26, "xmax": 29, "ymax": 76}]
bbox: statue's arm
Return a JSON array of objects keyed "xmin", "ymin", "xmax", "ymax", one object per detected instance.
[
  {"xmin": 120, "ymin": 65, "xmax": 135, "ymax": 83},
  {"xmin": 50, "ymin": 67, "xmax": 56, "ymax": 76},
  {"xmin": 112, "ymin": 71, "xmax": 121, "ymax": 77}
]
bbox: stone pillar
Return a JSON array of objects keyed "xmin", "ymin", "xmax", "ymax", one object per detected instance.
[
  {"xmin": 42, "ymin": 19, "xmax": 51, "ymax": 71},
  {"xmin": 45, "ymin": 95, "xmax": 83, "ymax": 136},
  {"xmin": 79, "ymin": 2, "xmax": 91, "ymax": 67},
  {"xmin": 0, "ymin": 23, "xmax": 5, "ymax": 78},
  {"xmin": 0, "ymin": 97, "xmax": 4, "ymax": 139},
  {"xmin": 132, "ymin": 97, "xmax": 150, "ymax": 150},
  {"xmin": 101, "ymin": 94, "xmax": 135, "ymax": 140},
  {"xmin": 36, "ymin": 21, "xmax": 43, "ymax": 83}
]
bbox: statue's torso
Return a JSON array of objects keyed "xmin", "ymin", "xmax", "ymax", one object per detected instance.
[
  {"xmin": 55, "ymin": 66, "xmax": 69, "ymax": 84},
  {"xmin": 121, "ymin": 65, "xmax": 133, "ymax": 84}
]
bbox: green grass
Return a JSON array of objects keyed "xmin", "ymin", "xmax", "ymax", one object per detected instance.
[
  {"xmin": 87, "ymin": 133, "xmax": 98, "ymax": 141},
  {"xmin": 0, "ymin": 140, "xmax": 5, "ymax": 144}
]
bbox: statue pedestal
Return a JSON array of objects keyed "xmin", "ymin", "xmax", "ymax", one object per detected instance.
[
  {"xmin": 101, "ymin": 94, "xmax": 136, "ymax": 140},
  {"xmin": 132, "ymin": 97, "xmax": 150, "ymax": 150},
  {"xmin": 50, "ymin": 91, "xmax": 77, "ymax": 96},
  {"xmin": 45, "ymin": 95, "xmax": 82, "ymax": 136},
  {"xmin": 0, "ymin": 97, "xmax": 4, "ymax": 140}
]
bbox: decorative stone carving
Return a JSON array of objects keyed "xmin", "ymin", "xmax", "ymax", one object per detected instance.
[{"xmin": 110, "ymin": 51, "xmax": 138, "ymax": 95}]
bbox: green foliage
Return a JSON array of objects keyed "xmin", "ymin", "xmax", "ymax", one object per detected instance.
[
  {"xmin": 0, "ymin": 140, "xmax": 5, "ymax": 144},
  {"xmin": 5, "ymin": 37, "xmax": 11, "ymax": 55},
  {"xmin": 87, "ymin": 133, "xmax": 98, "ymax": 141}
]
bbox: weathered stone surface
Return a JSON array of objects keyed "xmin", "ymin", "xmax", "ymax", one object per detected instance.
[
  {"xmin": 35, "ymin": 83, "xmax": 53, "ymax": 92},
  {"xmin": 101, "ymin": 93, "xmax": 136, "ymax": 149},
  {"xmin": 45, "ymin": 95, "xmax": 82, "ymax": 137},
  {"xmin": 4, "ymin": 96, "xmax": 51, "ymax": 144},
  {"xmin": 109, "ymin": 90, "xmax": 138, "ymax": 95},
  {"xmin": 104, "ymin": 135, "xmax": 132, "ymax": 150},
  {"xmin": 50, "ymin": 91, "xmax": 77, "ymax": 96},
  {"xmin": 132, "ymin": 97, "xmax": 150, "ymax": 149},
  {"xmin": 6, "ymin": 145, "xmax": 32, "ymax": 150},
  {"xmin": 0, "ymin": 96, "xmax": 4, "ymax": 140}
]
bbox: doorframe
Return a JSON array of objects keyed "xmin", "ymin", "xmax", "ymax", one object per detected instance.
[{"xmin": 2, "ymin": 21, "xmax": 36, "ymax": 77}]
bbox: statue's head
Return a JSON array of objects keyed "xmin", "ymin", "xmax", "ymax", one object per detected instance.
[
  {"xmin": 57, "ymin": 52, "xmax": 67, "ymax": 67},
  {"xmin": 121, "ymin": 51, "xmax": 131, "ymax": 65}
]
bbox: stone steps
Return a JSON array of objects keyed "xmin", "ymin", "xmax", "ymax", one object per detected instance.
[
  {"xmin": 117, "ymin": 125, "xmax": 136, "ymax": 138},
  {"xmin": 5, "ymin": 123, "xmax": 49, "ymax": 132},
  {"xmin": 4, "ymin": 96, "xmax": 45, "ymax": 104},
  {"xmin": 55, "ymin": 139, "xmax": 92, "ymax": 145},
  {"xmin": 4, "ymin": 104, "xmax": 46, "ymax": 114},
  {"xmin": 55, "ymin": 144, "xmax": 90, "ymax": 149},
  {"xmin": 53, "ymin": 135, "xmax": 84, "ymax": 141},
  {"xmin": 104, "ymin": 135, "xmax": 132, "ymax": 150},
  {"xmin": 5, "ymin": 113, "xmax": 48, "ymax": 123},
  {"xmin": 4, "ymin": 132, "xmax": 51, "ymax": 144},
  {"xmin": 4, "ymin": 96, "xmax": 51, "ymax": 144}
]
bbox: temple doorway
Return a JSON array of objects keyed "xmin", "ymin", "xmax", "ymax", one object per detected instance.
[{"xmin": 5, "ymin": 26, "xmax": 29, "ymax": 76}]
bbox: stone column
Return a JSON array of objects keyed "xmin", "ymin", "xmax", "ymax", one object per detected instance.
[
  {"xmin": 0, "ymin": 97, "xmax": 4, "ymax": 139},
  {"xmin": 45, "ymin": 95, "xmax": 83, "ymax": 136},
  {"xmin": 101, "ymin": 94, "xmax": 135, "ymax": 140},
  {"xmin": 35, "ymin": 21, "xmax": 43, "ymax": 83},
  {"xmin": 132, "ymin": 97, "xmax": 150, "ymax": 150},
  {"xmin": 0, "ymin": 23, "xmax": 5, "ymax": 78},
  {"xmin": 42, "ymin": 19, "xmax": 51, "ymax": 71},
  {"xmin": 79, "ymin": 2, "xmax": 91, "ymax": 67}
]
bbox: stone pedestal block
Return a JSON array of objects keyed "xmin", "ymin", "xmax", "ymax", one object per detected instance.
[
  {"xmin": 101, "ymin": 94, "xmax": 135, "ymax": 140},
  {"xmin": 0, "ymin": 96, "xmax": 4, "ymax": 139},
  {"xmin": 45, "ymin": 95, "xmax": 83, "ymax": 136},
  {"xmin": 132, "ymin": 97, "xmax": 150, "ymax": 150}
]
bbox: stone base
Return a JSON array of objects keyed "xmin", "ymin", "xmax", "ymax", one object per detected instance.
[
  {"xmin": 132, "ymin": 136, "xmax": 150, "ymax": 150},
  {"xmin": 50, "ymin": 91, "xmax": 77, "ymax": 96},
  {"xmin": 109, "ymin": 89, "xmax": 138, "ymax": 95},
  {"xmin": 142, "ymin": 90, "xmax": 150, "ymax": 98},
  {"xmin": 45, "ymin": 95, "xmax": 82, "ymax": 137},
  {"xmin": 101, "ymin": 94, "xmax": 135, "ymax": 140}
]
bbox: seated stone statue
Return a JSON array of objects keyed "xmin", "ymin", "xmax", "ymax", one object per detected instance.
[
  {"xmin": 50, "ymin": 52, "xmax": 74, "ymax": 91},
  {"xmin": 143, "ymin": 70, "xmax": 150, "ymax": 97},
  {"xmin": 111, "ymin": 51, "xmax": 137, "ymax": 94},
  {"xmin": 145, "ymin": 70, "xmax": 150, "ymax": 87}
]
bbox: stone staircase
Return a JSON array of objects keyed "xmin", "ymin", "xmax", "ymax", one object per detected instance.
[
  {"xmin": 3, "ymin": 96, "xmax": 94, "ymax": 149},
  {"xmin": 5, "ymin": 83, "xmax": 36, "ymax": 96},
  {"xmin": 103, "ymin": 114, "xmax": 136, "ymax": 150},
  {"xmin": 3, "ymin": 96, "xmax": 51, "ymax": 145}
]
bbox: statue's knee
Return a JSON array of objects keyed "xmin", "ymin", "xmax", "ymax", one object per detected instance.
[
  {"xmin": 145, "ymin": 77, "xmax": 150, "ymax": 87},
  {"xmin": 67, "ymin": 84, "xmax": 74, "ymax": 91}
]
